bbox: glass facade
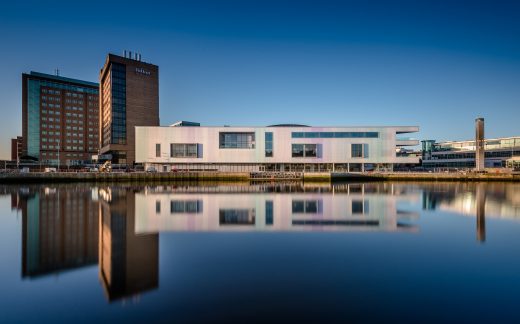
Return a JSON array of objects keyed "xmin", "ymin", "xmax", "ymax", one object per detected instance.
[
  {"xmin": 292, "ymin": 132, "xmax": 379, "ymax": 138},
  {"xmin": 219, "ymin": 132, "xmax": 255, "ymax": 149},
  {"xmin": 27, "ymin": 79, "xmax": 41, "ymax": 158},
  {"xmin": 351, "ymin": 144, "xmax": 369, "ymax": 158},
  {"xmin": 170, "ymin": 144, "xmax": 198, "ymax": 158},
  {"xmin": 265, "ymin": 132, "xmax": 273, "ymax": 157},
  {"xmin": 110, "ymin": 63, "xmax": 126, "ymax": 145},
  {"xmin": 292, "ymin": 144, "xmax": 317, "ymax": 158}
]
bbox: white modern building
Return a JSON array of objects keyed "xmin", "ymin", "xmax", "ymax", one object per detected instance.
[{"xmin": 135, "ymin": 123, "xmax": 419, "ymax": 172}]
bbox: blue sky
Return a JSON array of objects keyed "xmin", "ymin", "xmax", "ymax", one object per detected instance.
[{"xmin": 0, "ymin": 0, "xmax": 519, "ymax": 158}]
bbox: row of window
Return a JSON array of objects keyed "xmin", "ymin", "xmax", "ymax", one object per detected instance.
[
  {"xmin": 156, "ymin": 143, "xmax": 199, "ymax": 158},
  {"xmin": 65, "ymin": 112, "xmax": 83, "ymax": 118},
  {"xmin": 41, "ymin": 96, "xmax": 60, "ymax": 101},
  {"xmin": 41, "ymin": 117, "xmax": 60, "ymax": 122},
  {"xmin": 42, "ymin": 109, "xmax": 60, "ymax": 115},
  {"xmin": 219, "ymin": 132, "xmax": 255, "ymax": 149},
  {"xmin": 292, "ymin": 144, "xmax": 317, "ymax": 158},
  {"xmin": 66, "ymin": 93, "xmax": 83, "ymax": 98},
  {"xmin": 41, "ymin": 89, "xmax": 60, "ymax": 95},
  {"xmin": 292, "ymin": 132, "xmax": 379, "ymax": 139},
  {"xmin": 42, "ymin": 103, "xmax": 60, "ymax": 108},
  {"xmin": 42, "ymin": 131, "xmax": 60, "ymax": 135},
  {"xmin": 65, "ymin": 126, "xmax": 84, "ymax": 130},
  {"xmin": 292, "ymin": 200, "xmax": 368, "ymax": 214},
  {"xmin": 155, "ymin": 200, "xmax": 203, "ymax": 214},
  {"xmin": 153, "ymin": 142, "xmax": 370, "ymax": 159},
  {"xmin": 428, "ymin": 150, "xmax": 520, "ymax": 160}
]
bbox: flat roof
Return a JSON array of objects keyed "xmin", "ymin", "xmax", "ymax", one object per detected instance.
[
  {"xmin": 434, "ymin": 136, "xmax": 520, "ymax": 145},
  {"xmin": 141, "ymin": 125, "xmax": 419, "ymax": 130},
  {"xmin": 28, "ymin": 71, "xmax": 98, "ymax": 88}
]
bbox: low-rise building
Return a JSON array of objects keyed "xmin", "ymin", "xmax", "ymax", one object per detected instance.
[
  {"xmin": 135, "ymin": 123, "xmax": 419, "ymax": 172},
  {"xmin": 422, "ymin": 136, "xmax": 520, "ymax": 169}
]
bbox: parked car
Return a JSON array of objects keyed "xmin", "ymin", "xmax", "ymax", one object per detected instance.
[{"xmin": 146, "ymin": 167, "xmax": 157, "ymax": 173}]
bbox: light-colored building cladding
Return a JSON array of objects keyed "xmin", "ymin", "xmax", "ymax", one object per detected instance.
[
  {"xmin": 422, "ymin": 136, "xmax": 520, "ymax": 169},
  {"xmin": 135, "ymin": 124, "xmax": 419, "ymax": 172}
]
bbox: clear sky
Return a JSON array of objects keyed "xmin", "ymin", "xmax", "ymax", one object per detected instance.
[{"xmin": 0, "ymin": 0, "xmax": 519, "ymax": 159}]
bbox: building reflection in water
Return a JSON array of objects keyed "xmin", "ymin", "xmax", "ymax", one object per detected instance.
[
  {"xmin": 6, "ymin": 181, "xmax": 520, "ymax": 306},
  {"xmin": 11, "ymin": 184, "xmax": 159, "ymax": 302},
  {"xmin": 13, "ymin": 186, "xmax": 98, "ymax": 278},
  {"xmin": 98, "ymin": 187, "xmax": 159, "ymax": 302},
  {"xmin": 134, "ymin": 183, "xmax": 420, "ymax": 234},
  {"xmin": 421, "ymin": 182, "xmax": 520, "ymax": 242}
]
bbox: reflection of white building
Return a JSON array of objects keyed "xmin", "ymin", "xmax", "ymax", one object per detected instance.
[
  {"xmin": 421, "ymin": 183, "xmax": 520, "ymax": 221},
  {"xmin": 135, "ymin": 187, "xmax": 419, "ymax": 233},
  {"xmin": 436, "ymin": 193, "xmax": 520, "ymax": 220}
]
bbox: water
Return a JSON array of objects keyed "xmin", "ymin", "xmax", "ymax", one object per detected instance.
[{"xmin": 1, "ymin": 182, "xmax": 519, "ymax": 323}]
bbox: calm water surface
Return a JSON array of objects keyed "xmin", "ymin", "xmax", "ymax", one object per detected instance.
[{"xmin": 1, "ymin": 182, "xmax": 519, "ymax": 323}]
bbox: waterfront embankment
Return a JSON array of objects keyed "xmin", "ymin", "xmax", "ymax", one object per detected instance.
[{"xmin": 0, "ymin": 171, "xmax": 519, "ymax": 183}]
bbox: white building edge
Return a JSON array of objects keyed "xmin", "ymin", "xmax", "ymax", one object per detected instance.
[{"xmin": 135, "ymin": 123, "xmax": 419, "ymax": 172}]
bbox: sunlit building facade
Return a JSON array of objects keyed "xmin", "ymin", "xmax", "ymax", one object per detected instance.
[
  {"xmin": 422, "ymin": 136, "xmax": 520, "ymax": 169},
  {"xmin": 22, "ymin": 72, "xmax": 99, "ymax": 164},
  {"xmin": 99, "ymin": 53, "xmax": 159, "ymax": 165},
  {"xmin": 136, "ymin": 124, "xmax": 419, "ymax": 172}
]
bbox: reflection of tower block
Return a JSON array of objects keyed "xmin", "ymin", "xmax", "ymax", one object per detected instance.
[
  {"xmin": 475, "ymin": 118, "xmax": 485, "ymax": 172},
  {"xmin": 476, "ymin": 185, "xmax": 486, "ymax": 243},
  {"xmin": 99, "ymin": 189, "xmax": 159, "ymax": 302}
]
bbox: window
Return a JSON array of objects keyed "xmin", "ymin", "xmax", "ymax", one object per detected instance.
[
  {"xmin": 351, "ymin": 144, "xmax": 369, "ymax": 158},
  {"xmin": 219, "ymin": 132, "xmax": 255, "ymax": 149},
  {"xmin": 156, "ymin": 200, "xmax": 161, "ymax": 213},
  {"xmin": 292, "ymin": 132, "xmax": 379, "ymax": 138},
  {"xmin": 265, "ymin": 132, "xmax": 273, "ymax": 157},
  {"xmin": 219, "ymin": 209, "xmax": 255, "ymax": 225},
  {"xmin": 170, "ymin": 143, "xmax": 199, "ymax": 158},
  {"xmin": 292, "ymin": 144, "xmax": 317, "ymax": 157},
  {"xmin": 155, "ymin": 143, "xmax": 161, "ymax": 157},
  {"xmin": 292, "ymin": 200, "xmax": 321, "ymax": 213},
  {"xmin": 265, "ymin": 201, "xmax": 273, "ymax": 225},
  {"xmin": 170, "ymin": 200, "xmax": 203, "ymax": 213},
  {"xmin": 352, "ymin": 200, "xmax": 369, "ymax": 214}
]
